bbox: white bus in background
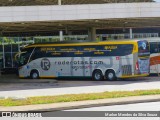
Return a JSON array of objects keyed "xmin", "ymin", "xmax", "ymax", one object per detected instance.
[
  {"xmin": 16, "ymin": 40, "xmax": 150, "ymax": 80},
  {"xmin": 149, "ymin": 40, "xmax": 160, "ymax": 75}
]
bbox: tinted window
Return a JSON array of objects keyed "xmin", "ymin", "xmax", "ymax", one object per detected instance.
[
  {"xmin": 30, "ymin": 45, "xmax": 133, "ymax": 59},
  {"xmin": 150, "ymin": 42, "xmax": 159, "ymax": 54},
  {"xmin": 30, "ymin": 47, "xmax": 46, "ymax": 61},
  {"xmin": 4, "ymin": 45, "xmax": 11, "ymax": 52},
  {"xmin": 21, "ymin": 47, "xmax": 34, "ymax": 53},
  {"xmin": 12, "ymin": 44, "xmax": 19, "ymax": 52},
  {"xmin": 158, "ymin": 42, "xmax": 160, "ymax": 52},
  {"xmin": 18, "ymin": 51, "xmax": 32, "ymax": 66},
  {"xmin": 19, "ymin": 47, "xmax": 34, "ymax": 64},
  {"xmin": 0, "ymin": 45, "xmax": 2, "ymax": 52}
]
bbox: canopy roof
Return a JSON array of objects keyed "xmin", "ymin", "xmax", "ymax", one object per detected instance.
[{"xmin": 0, "ymin": 0, "xmax": 154, "ymax": 6}]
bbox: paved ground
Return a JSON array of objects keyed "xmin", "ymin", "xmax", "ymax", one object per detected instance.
[
  {"xmin": 64, "ymin": 102, "xmax": 160, "ymax": 120},
  {"xmin": 0, "ymin": 75, "xmax": 159, "ymax": 120},
  {"xmin": 0, "ymin": 75, "xmax": 160, "ymax": 98},
  {"xmin": 70, "ymin": 101, "xmax": 160, "ymax": 111}
]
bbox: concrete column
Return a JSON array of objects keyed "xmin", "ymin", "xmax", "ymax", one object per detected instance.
[
  {"xmin": 88, "ymin": 29, "xmax": 91, "ymax": 41},
  {"xmin": 88, "ymin": 27, "xmax": 96, "ymax": 41},
  {"xmin": 58, "ymin": 0, "xmax": 62, "ymax": 42},
  {"xmin": 130, "ymin": 28, "xmax": 133, "ymax": 39},
  {"xmin": 59, "ymin": 31, "xmax": 63, "ymax": 41},
  {"xmin": 58, "ymin": 0, "xmax": 61, "ymax": 5}
]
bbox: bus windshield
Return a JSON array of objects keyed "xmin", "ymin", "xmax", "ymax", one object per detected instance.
[{"xmin": 17, "ymin": 48, "xmax": 34, "ymax": 67}]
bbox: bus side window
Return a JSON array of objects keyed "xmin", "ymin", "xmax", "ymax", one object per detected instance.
[
  {"xmin": 158, "ymin": 42, "xmax": 160, "ymax": 53},
  {"xmin": 150, "ymin": 42, "xmax": 158, "ymax": 54}
]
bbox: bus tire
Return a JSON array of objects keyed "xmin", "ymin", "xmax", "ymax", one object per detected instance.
[
  {"xmin": 30, "ymin": 70, "xmax": 39, "ymax": 79},
  {"xmin": 92, "ymin": 70, "xmax": 104, "ymax": 81},
  {"xmin": 105, "ymin": 70, "xmax": 117, "ymax": 81}
]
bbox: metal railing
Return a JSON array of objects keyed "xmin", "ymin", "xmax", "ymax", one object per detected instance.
[
  {"xmin": 33, "ymin": 33, "xmax": 159, "ymax": 43},
  {"xmin": 0, "ymin": 33, "xmax": 158, "ymax": 45}
]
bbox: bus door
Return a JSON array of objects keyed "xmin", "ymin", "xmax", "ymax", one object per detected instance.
[
  {"xmin": 137, "ymin": 40, "xmax": 150, "ymax": 74},
  {"xmin": 71, "ymin": 57, "xmax": 84, "ymax": 77}
]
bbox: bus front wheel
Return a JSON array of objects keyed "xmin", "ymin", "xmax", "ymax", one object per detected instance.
[
  {"xmin": 105, "ymin": 70, "xmax": 117, "ymax": 81},
  {"xmin": 30, "ymin": 70, "xmax": 39, "ymax": 79},
  {"xmin": 92, "ymin": 70, "xmax": 104, "ymax": 81}
]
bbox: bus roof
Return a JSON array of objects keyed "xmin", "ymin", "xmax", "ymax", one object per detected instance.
[{"xmin": 24, "ymin": 39, "xmax": 143, "ymax": 48}]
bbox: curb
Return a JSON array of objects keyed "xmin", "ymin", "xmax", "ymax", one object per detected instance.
[{"xmin": 0, "ymin": 95, "xmax": 160, "ymax": 111}]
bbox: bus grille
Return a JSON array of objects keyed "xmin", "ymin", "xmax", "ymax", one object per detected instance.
[{"xmin": 122, "ymin": 65, "xmax": 132, "ymax": 75}]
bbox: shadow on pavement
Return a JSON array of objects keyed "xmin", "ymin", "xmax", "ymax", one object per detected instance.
[{"xmin": 0, "ymin": 74, "xmax": 159, "ymax": 91}]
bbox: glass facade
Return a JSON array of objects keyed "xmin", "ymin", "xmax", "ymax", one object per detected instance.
[{"xmin": 0, "ymin": 37, "xmax": 34, "ymax": 69}]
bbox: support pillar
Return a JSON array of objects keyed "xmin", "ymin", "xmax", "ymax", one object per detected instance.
[
  {"xmin": 58, "ymin": 0, "xmax": 61, "ymax": 5},
  {"xmin": 88, "ymin": 27, "xmax": 96, "ymax": 41},
  {"xmin": 59, "ymin": 31, "xmax": 63, "ymax": 41},
  {"xmin": 130, "ymin": 28, "xmax": 133, "ymax": 39},
  {"xmin": 58, "ymin": 0, "xmax": 62, "ymax": 42}
]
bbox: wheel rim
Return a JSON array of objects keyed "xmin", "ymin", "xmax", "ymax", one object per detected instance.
[
  {"xmin": 32, "ymin": 72, "xmax": 38, "ymax": 79},
  {"xmin": 108, "ymin": 72, "xmax": 114, "ymax": 80},
  {"xmin": 95, "ymin": 72, "xmax": 101, "ymax": 80}
]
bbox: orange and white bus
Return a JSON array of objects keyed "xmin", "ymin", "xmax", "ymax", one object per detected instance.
[{"xmin": 149, "ymin": 40, "xmax": 160, "ymax": 74}]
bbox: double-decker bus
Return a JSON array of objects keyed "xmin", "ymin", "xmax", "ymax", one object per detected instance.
[{"xmin": 16, "ymin": 40, "xmax": 150, "ymax": 80}]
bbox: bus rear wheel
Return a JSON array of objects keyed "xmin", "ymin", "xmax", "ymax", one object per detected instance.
[
  {"xmin": 30, "ymin": 70, "xmax": 39, "ymax": 79},
  {"xmin": 92, "ymin": 70, "xmax": 104, "ymax": 81},
  {"xmin": 105, "ymin": 70, "xmax": 117, "ymax": 81}
]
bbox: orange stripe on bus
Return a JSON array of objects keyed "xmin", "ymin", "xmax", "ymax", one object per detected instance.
[{"xmin": 150, "ymin": 56, "xmax": 160, "ymax": 66}]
